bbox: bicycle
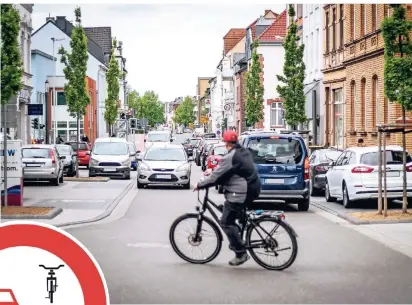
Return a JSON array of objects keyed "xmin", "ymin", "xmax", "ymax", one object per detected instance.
[
  {"xmin": 39, "ymin": 265, "xmax": 64, "ymax": 304},
  {"xmin": 169, "ymin": 187, "xmax": 299, "ymax": 270}
]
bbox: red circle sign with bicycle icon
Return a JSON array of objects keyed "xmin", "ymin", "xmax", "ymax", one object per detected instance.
[{"xmin": 0, "ymin": 221, "xmax": 109, "ymax": 305}]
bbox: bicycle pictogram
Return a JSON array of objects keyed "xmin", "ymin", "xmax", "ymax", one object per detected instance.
[{"xmin": 39, "ymin": 265, "xmax": 64, "ymax": 304}]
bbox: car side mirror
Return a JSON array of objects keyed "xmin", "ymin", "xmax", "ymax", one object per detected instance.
[
  {"xmin": 60, "ymin": 156, "xmax": 66, "ymax": 160},
  {"xmin": 136, "ymin": 157, "xmax": 142, "ymax": 162},
  {"xmin": 136, "ymin": 150, "xmax": 141, "ymax": 154},
  {"xmin": 144, "ymin": 139, "xmax": 147, "ymax": 142}
]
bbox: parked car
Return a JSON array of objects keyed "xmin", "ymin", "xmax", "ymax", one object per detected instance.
[
  {"xmin": 182, "ymin": 137, "xmax": 201, "ymax": 156},
  {"xmin": 325, "ymin": 145, "xmax": 412, "ymax": 208},
  {"xmin": 68, "ymin": 141, "xmax": 91, "ymax": 168},
  {"xmin": 89, "ymin": 137, "xmax": 131, "ymax": 179},
  {"xmin": 201, "ymin": 142, "xmax": 220, "ymax": 171},
  {"xmin": 194, "ymin": 138, "xmax": 220, "ymax": 166},
  {"xmin": 184, "ymin": 128, "xmax": 192, "ymax": 133},
  {"xmin": 56, "ymin": 144, "xmax": 77, "ymax": 177},
  {"xmin": 206, "ymin": 143, "xmax": 227, "ymax": 194},
  {"xmin": 136, "ymin": 144, "xmax": 192, "ymax": 189},
  {"xmin": 309, "ymin": 148, "xmax": 342, "ymax": 195},
  {"xmin": 21, "ymin": 144, "xmax": 64, "ymax": 186},
  {"xmin": 203, "ymin": 133, "xmax": 217, "ymax": 139},
  {"xmin": 239, "ymin": 132, "xmax": 310, "ymax": 211}
]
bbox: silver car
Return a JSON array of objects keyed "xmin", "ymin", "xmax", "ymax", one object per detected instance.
[
  {"xmin": 22, "ymin": 144, "xmax": 64, "ymax": 186},
  {"xmin": 137, "ymin": 144, "xmax": 192, "ymax": 189}
]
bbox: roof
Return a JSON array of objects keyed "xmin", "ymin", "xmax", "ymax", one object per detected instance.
[
  {"xmin": 258, "ymin": 9, "xmax": 287, "ymax": 42},
  {"xmin": 22, "ymin": 144, "xmax": 55, "ymax": 148},
  {"xmin": 148, "ymin": 130, "xmax": 170, "ymax": 134},
  {"xmin": 223, "ymin": 28, "xmax": 246, "ymax": 55},
  {"xmin": 247, "ymin": 10, "xmax": 279, "ymax": 40},
  {"xmin": 242, "ymin": 131, "xmax": 303, "ymax": 139},
  {"xmin": 347, "ymin": 145, "xmax": 405, "ymax": 153},
  {"xmin": 31, "ymin": 49, "xmax": 56, "ymax": 61},
  {"xmin": 95, "ymin": 137, "xmax": 128, "ymax": 143},
  {"xmin": 83, "ymin": 27, "xmax": 112, "ymax": 64},
  {"xmin": 147, "ymin": 143, "xmax": 182, "ymax": 149}
]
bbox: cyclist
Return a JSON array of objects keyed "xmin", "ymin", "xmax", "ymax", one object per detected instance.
[{"xmin": 193, "ymin": 130, "xmax": 261, "ymax": 266}]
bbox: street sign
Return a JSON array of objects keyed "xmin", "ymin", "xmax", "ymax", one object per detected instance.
[
  {"xmin": 200, "ymin": 116, "xmax": 208, "ymax": 124},
  {"xmin": 224, "ymin": 104, "xmax": 231, "ymax": 111},
  {"xmin": 115, "ymin": 119, "xmax": 127, "ymax": 131},
  {"xmin": 116, "ymin": 131, "xmax": 127, "ymax": 138},
  {"xmin": 27, "ymin": 104, "xmax": 43, "ymax": 116}
]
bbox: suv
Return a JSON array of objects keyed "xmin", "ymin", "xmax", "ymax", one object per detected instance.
[{"xmin": 240, "ymin": 132, "xmax": 310, "ymax": 211}]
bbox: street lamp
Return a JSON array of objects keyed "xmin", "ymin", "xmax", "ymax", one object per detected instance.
[
  {"xmin": 51, "ymin": 37, "xmax": 65, "ymax": 144},
  {"xmin": 45, "ymin": 80, "xmax": 49, "ymax": 144}
]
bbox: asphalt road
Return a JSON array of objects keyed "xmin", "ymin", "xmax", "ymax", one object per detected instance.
[{"xmin": 68, "ymin": 134, "xmax": 412, "ymax": 304}]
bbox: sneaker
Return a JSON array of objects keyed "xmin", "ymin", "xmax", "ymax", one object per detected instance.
[{"xmin": 229, "ymin": 253, "xmax": 250, "ymax": 266}]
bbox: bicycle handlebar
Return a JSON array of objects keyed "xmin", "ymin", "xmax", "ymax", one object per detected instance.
[{"xmin": 39, "ymin": 265, "xmax": 65, "ymax": 270}]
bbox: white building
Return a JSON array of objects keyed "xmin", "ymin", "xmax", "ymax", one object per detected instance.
[
  {"xmin": 303, "ymin": 4, "xmax": 324, "ymax": 145},
  {"xmin": 2, "ymin": 4, "xmax": 34, "ymax": 144},
  {"xmin": 31, "ymin": 16, "xmax": 108, "ymax": 141}
]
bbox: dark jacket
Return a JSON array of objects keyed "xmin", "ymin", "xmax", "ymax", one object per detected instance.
[{"xmin": 197, "ymin": 143, "xmax": 261, "ymax": 203}]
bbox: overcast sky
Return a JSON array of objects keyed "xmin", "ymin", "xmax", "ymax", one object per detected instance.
[{"xmin": 32, "ymin": 4, "xmax": 285, "ymax": 102}]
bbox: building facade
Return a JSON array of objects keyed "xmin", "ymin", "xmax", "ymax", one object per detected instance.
[
  {"xmin": 2, "ymin": 4, "xmax": 34, "ymax": 144},
  {"xmin": 303, "ymin": 4, "xmax": 324, "ymax": 145}
]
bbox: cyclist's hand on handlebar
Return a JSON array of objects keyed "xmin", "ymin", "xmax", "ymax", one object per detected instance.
[
  {"xmin": 193, "ymin": 183, "xmax": 199, "ymax": 192},
  {"xmin": 204, "ymin": 168, "xmax": 213, "ymax": 176}
]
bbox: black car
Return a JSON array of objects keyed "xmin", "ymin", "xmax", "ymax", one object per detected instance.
[
  {"xmin": 309, "ymin": 148, "xmax": 342, "ymax": 195},
  {"xmin": 182, "ymin": 137, "xmax": 201, "ymax": 156},
  {"xmin": 195, "ymin": 138, "xmax": 220, "ymax": 166},
  {"xmin": 56, "ymin": 144, "xmax": 77, "ymax": 177}
]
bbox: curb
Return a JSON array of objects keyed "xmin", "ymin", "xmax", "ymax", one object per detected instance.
[
  {"xmin": 64, "ymin": 177, "xmax": 110, "ymax": 182},
  {"xmin": 2, "ymin": 207, "xmax": 63, "ymax": 220},
  {"xmin": 56, "ymin": 179, "xmax": 136, "ymax": 228},
  {"xmin": 337, "ymin": 212, "xmax": 412, "ymax": 225}
]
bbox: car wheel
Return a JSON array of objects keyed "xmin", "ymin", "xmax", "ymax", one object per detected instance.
[
  {"xmin": 137, "ymin": 181, "xmax": 145, "ymax": 188},
  {"xmin": 59, "ymin": 173, "xmax": 64, "ymax": 184},
  {"xmin": 183, "ymin": 180, "xmax": 191, "ymax": 190},
  {"xmin": 310, "ymin": 179, "xmax": 319, "ymax": 196},
  {"xmin": 52, "ymin": 176, "xmax": 60, "ymax": 186},
  {"xmin": 218, "ymin": 185, "xmax": 224, "ymax": 194},
  {"xmin": 88, "ymin": 171, "xmax": 95, "ymax": 178},
  {"xmin": 325, "ymin": 180, "xmax": 336, "ymax": 202},
  {"xmin": 342, "ymin": 183, "xmax": 352, "ymax": 208},
  {"xmin": 298, "ymin": 197, "xmax": 310, "ymax": 211}
]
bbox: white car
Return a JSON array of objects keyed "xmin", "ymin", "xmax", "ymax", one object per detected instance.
[
  {"xmin": 144, "ymin": 130, "xmax": 173, "ymax": 150},
  {"xmin": 325, "ymin": 145, "xmax": 412, "ymax": 208}
]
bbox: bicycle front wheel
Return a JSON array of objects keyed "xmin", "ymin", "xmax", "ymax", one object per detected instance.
[
  {"xmin": 246, "ymin": 218, "xmax": 298, "ymax": 271},
  {"xmin": 169, "ymin": 213, "xmax": 222, "ymax": 264}
]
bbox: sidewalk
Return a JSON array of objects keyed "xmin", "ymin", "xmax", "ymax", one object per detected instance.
[{"xmin": 1, "ymin": 178, "xmax": 135, "ymax": 227}]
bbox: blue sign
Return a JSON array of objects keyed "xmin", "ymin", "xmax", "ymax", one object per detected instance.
[{"xmin": 28, "ymin": 104, "xmax": 43, "ymax": 116}]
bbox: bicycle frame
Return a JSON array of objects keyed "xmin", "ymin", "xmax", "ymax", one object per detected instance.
[{"xmin": 193, "ymin": 188, "xmax": 295, "ymax": 248}]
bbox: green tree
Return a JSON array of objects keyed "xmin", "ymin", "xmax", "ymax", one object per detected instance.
[
  {"xmin": 277, "ymin": 4, "xmax": 306, "ymax": 129},
  {"xmin": 58, "ymin": 7, "xmax": 89, "ymax": 178},
  {"xmin": 129, "ymin": 91, "xmax": 165, "ymax": 126},
  {"xmin": 245, "ymin": 40, "xmax": 264, "ymax": 127},
  {"xmin": 104, "ymin": 39, "xmax": 122, "ymax": 133},
  {"xmin": 127, "ymin": 90, "xmax": 141, "ymax": 117},
  {"xmin": 174, "ymin": 96, "xmax": 195, "ymax": 127},
  {"xmin": 1, "ymin": 4, "xmax": 23, "ymax": 106},
  {"xmin": 382, "ymin": 4, "xmax": 412, "ymax": 214}
]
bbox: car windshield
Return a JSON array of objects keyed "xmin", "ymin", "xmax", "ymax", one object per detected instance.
[
  {"xmin": 70, "ymin": 143, "xmax": 88, "ymax": 151},
  {"xmin": 247, "ymin": 138, "xmax": 304, "ymax": 165},
  {"xmin": 319, "ymin": 150, "xmax": 342, "ymax": 163},
  {"xmin": 93, "ymin": 142, "xmax": 128, "ymax": 155},
  {"xmin": 56, "ymin": 146, "xmax": 71, "ymax": 155},
  {"xmin": 214, "ymin": 146, "xmax": 227, "ymax": 155},
  {"xmin": 190, "ymin": 139, "xmax": 200, "ymax": 146},
  {"xmin": 147, "ymin": 133, "xmax": 169, "ymax": 142},
  {"xmin": 22, "ymin": 148, "xmax": 50, "ymax": 158},
  {"xmin": 361, "ymin": 150, "xmax": 412, "ymax": 165},
  {"xmin": 144, "ymin": 148, "xmax": 186, "ymax": 161}
]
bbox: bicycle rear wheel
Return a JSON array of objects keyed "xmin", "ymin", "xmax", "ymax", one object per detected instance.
[
  {"xmin": 246, "ymin": 218, "xmax": 298, "ymax": 271},
  {"xmin": 49, "ymin": 291, "xmax": 54, "ymax": 303},
  {"xmin": 169, "ymin": 213, "xmax": 222, "ymax": 264}
]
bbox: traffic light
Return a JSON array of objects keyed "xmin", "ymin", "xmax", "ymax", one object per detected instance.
[
  {"xmin": 129, "ymin": 118, "xmax": 137, "ymax": 129},
  {"xmin": 120, "ymin": 112, "xmax": 126, "ymax": 119},
  {"xmin": 32, "ymin": 118, "xmax": 39, "ymax": 129}
]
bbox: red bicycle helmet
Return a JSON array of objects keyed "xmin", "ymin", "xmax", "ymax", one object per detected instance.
[{"xmin": 222, "ymin": 130, "xmax": 238, "ymax": 142}]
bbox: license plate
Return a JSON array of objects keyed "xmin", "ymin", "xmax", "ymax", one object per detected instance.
[
  {"xmin": 104, "ymin": 168, "xmax": 116, "ymax": 172},
  {"xmin": 386, "ymin": 171, "xmax": 400, "ymax": 177},
  {"xmin": 157, "ymin": 174, "xmax": 171, "ymax": 179},
  {"xmin": 266, "ymin": 178, "xmax": 284, "ymax": 184}
]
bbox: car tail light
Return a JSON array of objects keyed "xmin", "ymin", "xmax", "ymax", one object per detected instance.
[
  {"xmin": 304, "ymin": 157, "xmax": 310, "ymax": 180},
  {"xmin": 49, "ymin": 149, "xmax": 56, "ymax": 164},
  {"xmin": 351, "ymin": 166, "xmax": 374, "ymax": 173},
  {"xmin": 406, "ymin": 164, "xmax": 412, "ymax": 172}
]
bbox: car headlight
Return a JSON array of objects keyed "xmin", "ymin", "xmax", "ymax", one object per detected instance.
[
  {"xmin": 176, "ymin": 163, "xmax": 190, "ymax": 172},
  {"xmin": 139, "ymin": 162, "xmax": 151, "ymax": 171},
  {"xmin": 90, "ymin": 158, "xmax": 99, "ymax": 166},
  {"xmin": 121, "ymin": 159, "xmax": 130, "ymax": 166}
]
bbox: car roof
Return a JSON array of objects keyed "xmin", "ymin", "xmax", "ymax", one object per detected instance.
[
  {"xmin": 94, "ymin": 137, "xmax": 128, "ymax": 143},
  {"xmin": 346, "ymin": 145, "xmax": 405, "ymax": 154},
  {"xmin": 243, "ymin": 132, "xmax": 303, "ymax": 139},
  {"xmin": 148, "ymin": 130, "xmax": 169, "ymax": 134},
  {"xmin": 22, "ymin": 144, "xmax": 54, "ymax": 149},
  {"xmin": 147, "ymin": 143, "xmax": 183, "ymax": 149}
]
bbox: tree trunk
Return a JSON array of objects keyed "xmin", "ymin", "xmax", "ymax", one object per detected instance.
[
  {"xmin": 402, "ymin": 106, "xmax": 407, "ymax": 213},
  {"xmin": 76, "ymin": 113, "xmax": 80, "ymax": 178}
]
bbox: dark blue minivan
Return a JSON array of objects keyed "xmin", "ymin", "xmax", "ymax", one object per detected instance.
[{"xmin": 239, "ymin": 132, "xmax": 310, "ymax": 211}]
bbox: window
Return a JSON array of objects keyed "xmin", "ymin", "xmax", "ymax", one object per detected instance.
[
  {"xmin": 360, "ymin": 4, "xmax": 365, "ymax": 36},
  {"xmin": 332, "ymin": 8, "xmax": 336, "ymax": 51},
  {"xmin": 69, "ymin": 121, "xmax": 84, "ymax": 129},
  {"xmin": 57, "ymin": 92, "xmax": 66, "ymax": 105},
  {"xmin": 350, "ymin": 5, "xmax": 355, "ymax": 40},
  {"xmin": 335, "ymin": 152, "xmax": 346, "ymax": 166},
  {"xmin": 297, "ymin": 4, "xmax": 303, "ymax": 18},
  {"xmin": 372, "ymin": 4, "xmax": 378, "ymax": 31},
  {"xmin": 57, "ymin": 121, "xmax": 67, "ymax": 128},
  {"xmin": 372, "ymin": 75, "xmax": 379, "ymax": 127},
  {"xmin": 361, "ymin": 151, "xmax": 412, "ymax": 166},
  {"xmin": 270, "ymin": 102, "xmax": 284, "ymax": 126},
  {"xmin": 340, "ymin": 4, "xmax": 344, "ymax": 48},
  {"xmin": 350, "ymin": 81, "xmax": 356, "ymax": 130},
  {"xmin": 361, "ymin": 78, "xmax": 366, "ymax": 130},
  {"xmin": 326, "ymin": 11, "xmax": 330, "ymax": 53},
  {"xmin": 319, "ymin": 150, "xmax": 343, "ymax": 163},
  {"xmin": 348, "ymin": 152, "xmax": 357, "ymax": 165},
  {"xmin": 333, "ymin": 89, "xmax": 344, "ymax": 148}
]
